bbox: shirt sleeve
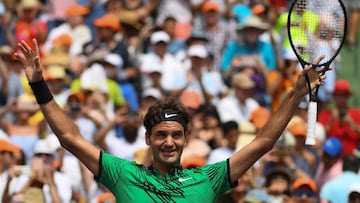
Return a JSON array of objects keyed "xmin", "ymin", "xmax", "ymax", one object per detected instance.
[
  {"xmin": 201, "ymin": 159, "xmax": 234, "ymax": 199},
  {"xmin": 97, "ymin": 151, "xmax": 130, "ymax": 190}
]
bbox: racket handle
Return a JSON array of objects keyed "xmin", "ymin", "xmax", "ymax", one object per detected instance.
[{"xmin": 306, "ymin": 101, "xmax": 317, "ymax": 145}]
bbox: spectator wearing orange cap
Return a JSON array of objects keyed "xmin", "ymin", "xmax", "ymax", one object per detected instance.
[
  {"xmin": 194, "ymin": 1, "xmax": 236, "ymax": 71},
  {"xmin": 0, "ymin": 139, "xmax": 23, "ymax": 202},
  {"xmin": 0, "ymin": 94, "xmax": 46, "ymax": 163},
  {"xmin": 44, "ymin": 3, "xmax": 92, "ymax": 56},
  {"xmin": 88, "ymin": 13, "xmax": 138, "ymax": 86},
  {"xmin": 286, "ymin": 116, "xmax": 316, "ymax": 177},
  {"xmin": 45, "ymin": 0, "xmax": 77, "ymax": 30},
  {"xmin": 291, "ymin": 177, "xmax": 317, "ymax": 203},
  {"xmin": 318, "ymin": 80, "xmax": 360, "ymax": 156}
]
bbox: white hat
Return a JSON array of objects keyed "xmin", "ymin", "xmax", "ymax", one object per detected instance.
[
  {"xmin": 150, "ymin": 31, "xmax": 170, "ymax": 44},
  {"xmin": 349, "ymin": 182, "xmax": 360, "ymax": 193},
  {"xmin": 282, "ymin": 48, "xmax": 298, "ymax": 61},
  {"xmin": 45, "ymin": 133, "xmax": 61, "ymax": 151},
  {"xmin": 142, "ymin": 87, "xmax": 162, "ymax": 100},
  {"xmin": 80, "ymin": 63, "xmax": 108, "ymax": 93},
  {"xmin": 33, "ymin": 139, "xmax": 55, "ymax": 155},
  {"xmin": 187, "ymin": 44, "xmax": 208, "ymax": 58},
  {"xmin": 0, "ymin": 3, "xmax": 5, "ymax": 15},
  {"xmin": 104, "ymin": 53, "xmax": 123, "ymax": 68}
]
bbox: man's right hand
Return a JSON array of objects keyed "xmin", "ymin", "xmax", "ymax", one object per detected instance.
[{"xmin": 15, "ymin": 39, "xmax": 43, "ymax": 83}]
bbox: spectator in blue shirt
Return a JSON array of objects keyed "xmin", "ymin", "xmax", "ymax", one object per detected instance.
[{"xmin": 220, "ymin": 15, "xmax": 276, "ymax": 72}]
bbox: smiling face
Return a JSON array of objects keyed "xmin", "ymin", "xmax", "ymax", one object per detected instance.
[{"xmin": 146, "ymin": 121, "xmax": 187, "ymax": 172}]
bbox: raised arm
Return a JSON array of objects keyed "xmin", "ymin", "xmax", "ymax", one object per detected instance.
[
  {"xmin": 15, "ymin": 39, "xmax": 101, "ymax": 176},
  {"xmin": 228, "ymin": 56, "xmax": 328, "ymax": 183}
]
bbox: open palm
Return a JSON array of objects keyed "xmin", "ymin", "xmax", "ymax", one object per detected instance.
[{"xmin": 15, "ymin": 39, "xmax": 43, "ymax": 82}]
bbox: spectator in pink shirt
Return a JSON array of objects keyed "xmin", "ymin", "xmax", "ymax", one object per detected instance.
[{"xmin": 314, "ymin": 137, "xmax": 343, "ymax": 193}]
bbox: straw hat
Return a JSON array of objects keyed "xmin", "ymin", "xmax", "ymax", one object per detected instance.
[{"xmin": 236, "ymin": 16, "xmax": 269, "ymax": 31}]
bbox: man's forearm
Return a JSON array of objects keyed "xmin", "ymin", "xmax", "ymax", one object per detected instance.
[
  {"xmin": 258, "ymin": 89, "xmax": 304, "ymax": 146},
  {"xmin": 40, "ymin": 100, "xmax": 81, "ymax": 148}
]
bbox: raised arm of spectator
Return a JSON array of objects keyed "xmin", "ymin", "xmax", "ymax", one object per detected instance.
[
  {"xmin": 0, "ymin": 58, "xmax": 8, "ymax": 104},
  {"xmin": 15, "ymin": 39, "xmax": 101, "ymax": 177},
  {"xmin": 228, "ymin": 56, "xmax": 328, "ymax": 184}
]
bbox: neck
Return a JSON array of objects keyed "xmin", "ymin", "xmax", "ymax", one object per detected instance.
[{"xmin": 152, "ymin": 161, "xmax": 180, "ymax": 175}]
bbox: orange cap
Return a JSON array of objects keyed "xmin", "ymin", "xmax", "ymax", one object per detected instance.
[
  {"xmin": 66, "ymin": 4, "xmax": 89, "ymax": 17},
  {"xmin": 52, "ymin": 34, "xmax": 73, "ymax": 46},
  {"xmin": 97, "ymin": 192, "xmax": 115, "ymax": 203},
  {"xmin": 202, "ymin": 2, "xmax": 220, "ymax": 12},
  {"xmin": 94, "ymin": 13, "xmax": 121, "ymax": 31},
  {"xmin": 293, "ymin": 177, "xmax": 317, "ymax": 192},
  {"xmin": 180, "ymin": 90, "xmax": 201, "ymax": 109},
  {"xmin": 182, "ymin": 155, "xmax": 206, "ymax": 169},
  {"xmin": 251, "ymin": 106, "xmax": 270, "ymax": 129},
  {"xmin": 67, "ymin": 91, "xmax": 85, "ymax": 103},
  {"xmin": 288, "ymin": 116, "xmax": 306, "ymax": 136},
  {"xmin": 252, "ymin": 4, "xmax": 266, "ymax": 16},
  {"xmin": 0, "ymin": 139, "xmax": 21, "ymax": 153}
]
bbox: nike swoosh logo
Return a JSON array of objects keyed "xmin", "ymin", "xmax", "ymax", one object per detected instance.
[
  {"xmin": 178, "ymin": 177, "xmax": 192, "ymax": 182},
  {"xmin": 164, "ymin": 113, "xmax": 178, "ymax": 118}
]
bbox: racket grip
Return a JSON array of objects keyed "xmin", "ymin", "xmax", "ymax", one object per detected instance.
[{"xmin": 305, "ymin": 101, "xmax": 317, "ymax": 145}]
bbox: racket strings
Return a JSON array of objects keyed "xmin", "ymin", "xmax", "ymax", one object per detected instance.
[{"xmin": 288, "ymin": 0, "xmax": 346, "ymax": 64}]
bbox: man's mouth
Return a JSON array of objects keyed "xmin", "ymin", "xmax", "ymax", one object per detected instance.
[{"xmin": 161, "ymin": 149, "xmax": 176, "ymax": 157}]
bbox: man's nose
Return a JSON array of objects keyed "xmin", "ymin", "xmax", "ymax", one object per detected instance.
[{"xmin": 164, "ymin": 135, "xmax": 174, "ymax": 145}]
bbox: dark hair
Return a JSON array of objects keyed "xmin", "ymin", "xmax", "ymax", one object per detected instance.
[
  {"xmin": 265, "ymin": 167, "xmax": 292, "ymax": 187},
  {"xmin": 221, "ymin": 121, "xmax": 239, "ymax": 135},
  {"xmin": 143, "ymin": 97, "xmax": 190, "ymax": 134},
  {"xmin": 195, "ymin": 103, "xmax": 221, "ymax": 121},
  {"xmin": 343, "ymin": 154, "xmax": 360, "ymax": 172}
]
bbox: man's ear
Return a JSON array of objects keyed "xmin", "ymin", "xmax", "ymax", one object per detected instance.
[{"xmin": 145, "ymin": 132, "xmax": 150, "ymax": 145}]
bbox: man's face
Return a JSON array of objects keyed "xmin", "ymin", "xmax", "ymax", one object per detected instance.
[
  {"xmin": 234, "ymin": 86, "xmax": 254, "ymax": 102},
  {"xmin": 0, "ymin": 151, "xmax": 15, "ymax": 168},
  {"xmin": 97, "ymin": 27, "xmax": 115, "ymax": 41},
  {"xmin": 204, "ymin": 10, "xmax": 219, "ymax": 25},
  {"xmin": 152, "ymin": 42, "xmax": 167, "ymax": 57},
  {"xmin": 242, "ymin": 28, "xmax": 263, "ymax": 43},
  {"xmin": 146, "ymin": 121, "xmax": 187, "ymax": 167}
]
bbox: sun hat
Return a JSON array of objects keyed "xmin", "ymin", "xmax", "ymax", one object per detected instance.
[
  {"xmin": 236, "ymin": 15, "xmax": 269, "ymax": 31},
  {"xmin": 232, "ymin": 72, "xmax": 255, "ymax": 89}
]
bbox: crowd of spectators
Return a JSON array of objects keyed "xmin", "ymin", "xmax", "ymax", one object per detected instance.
[{"xmin": 0, "ymin": 0, "xmax": 359, "ymax": 202}]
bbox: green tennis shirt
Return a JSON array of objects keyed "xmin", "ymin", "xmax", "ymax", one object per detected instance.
[{"xmin": 98, "ymin": 151, "xmax": 235, "ymax": 203}]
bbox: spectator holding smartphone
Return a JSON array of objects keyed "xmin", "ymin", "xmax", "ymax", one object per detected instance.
[
  {"xmin": 318, "ymin": 80, "xmax": 360, "ymax": 156},
  {"xmin": 18, "ymin": 139, "xmax": 72, "ymax": 203}
]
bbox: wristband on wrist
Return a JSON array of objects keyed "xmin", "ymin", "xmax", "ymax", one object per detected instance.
[{"xmin": 29, "ymin": 79, "xmax": 53, "ymax": 104}]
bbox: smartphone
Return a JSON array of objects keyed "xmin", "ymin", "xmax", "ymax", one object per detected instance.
[
  {"xmin": 31, "ymin": 157, "xmax": 44, "ymax": 177},
  {"xmin": 14, "ymin": 165, "xmax": 31, "ymax": 176}
]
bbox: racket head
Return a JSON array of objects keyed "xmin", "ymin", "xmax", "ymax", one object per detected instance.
[{"xmin": 287, "ymin": 0, "xmax": 347, "ymax": 67}]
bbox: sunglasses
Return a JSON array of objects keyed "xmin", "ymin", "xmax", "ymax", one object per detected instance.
[
  {"xmin": 349, "ymin": 192, "xmax": 360, "ymax": 201},
  {"xmin": 34, "ymin": 153, "xmax": 53, "ymax": 157},
  {"xmin": 293, "ymin": 189, "xmax": 315, "ymax": 197}
]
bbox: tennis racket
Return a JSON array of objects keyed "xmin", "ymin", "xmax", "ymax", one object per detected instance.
[{"xmin": 287, "ymin": 0, "xmax": 347, "ymax": 145}]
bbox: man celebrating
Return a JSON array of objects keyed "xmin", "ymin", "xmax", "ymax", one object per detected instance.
[{"xmin": 15, "ymin": 39, "xmax": 328, "ymax": 202}]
